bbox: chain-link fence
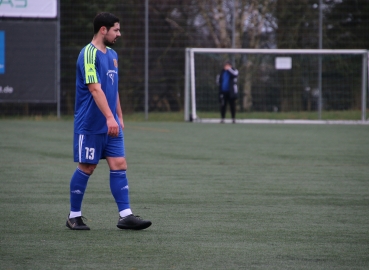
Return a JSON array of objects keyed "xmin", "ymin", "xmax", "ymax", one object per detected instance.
[{"xmin": 1, "ymin": 0, "xmax": 368, "ymax": 117}]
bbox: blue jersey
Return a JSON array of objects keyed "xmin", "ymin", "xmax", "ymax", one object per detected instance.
[
  {"xmin": 74, "ymin": 43, "xmax": 119, "ymax": 134},
  {"xmin": 221, "ymin": 71, "xmax": 230, "ymax": 92}
]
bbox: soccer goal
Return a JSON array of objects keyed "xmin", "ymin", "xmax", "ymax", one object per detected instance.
[{"xmin": 184, "ymin": 48, "xmax": 368, "ymax": 124}]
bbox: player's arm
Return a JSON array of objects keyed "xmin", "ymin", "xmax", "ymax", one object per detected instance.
[
  {"xmin": 88, "ymin": 83, "xmax": 119, "ymax": 137},
  {"xmin": 228, "ymin": 68, "xmax": 238, "ymax": 77},
  {"xmin": 116, "ymin": 94, "xmax": 124, "ymax": 130}
]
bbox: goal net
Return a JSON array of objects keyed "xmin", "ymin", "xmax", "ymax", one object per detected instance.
[{"xmin": 184, "ymin": 48, "xmax": 368, "ymax": 124}]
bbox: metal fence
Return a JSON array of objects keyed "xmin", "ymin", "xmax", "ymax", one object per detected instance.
[{"xmin": 1, "ymin": 0, "xmax": 368, "ymax": 117}]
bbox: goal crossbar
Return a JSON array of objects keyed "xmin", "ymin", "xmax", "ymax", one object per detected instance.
[
  {"xmin": 184, "ymin": 48, "xmax": 368, "ymax": 124},
  {"xmin": 187, "ymin": 48, "xmax": 368, "ymax": 55}
]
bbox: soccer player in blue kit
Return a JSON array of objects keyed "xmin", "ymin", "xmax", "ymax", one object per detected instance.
[{"xmin": 66, "ymin": 12, "xmax": 151, "ymax": 230}]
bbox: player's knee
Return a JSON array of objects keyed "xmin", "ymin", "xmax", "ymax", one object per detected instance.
[
  {"xmin": 87, "ymin": 165, "xmax": 97, "ymax": 174},
  {"xmin": 120, "ymin": 158, "xmax": 128, "ymax": 170},
  {"xmin": 106, "ymin": 157, "xmax": 127, "ymax": 170},
  {"xmin": 79, "ymin": 163, "xmax": 97, "ymax": 175},
  {"xmin": 116, "ymin": 158, "xmax": 128, "ymax": 170}
]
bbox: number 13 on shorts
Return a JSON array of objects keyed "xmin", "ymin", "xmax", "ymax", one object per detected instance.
[
  {"xmin": 74, "ymin": 133, "xmax": 104, "ymax": 164},
  {"xmin": 85, "ymin": 147, "xmax": 95, "ymax": 160}
]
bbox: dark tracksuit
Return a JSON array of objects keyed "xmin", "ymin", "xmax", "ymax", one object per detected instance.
[{"xmin": 217, "ymin": 67, "xmax": 238, "ymax": 120}]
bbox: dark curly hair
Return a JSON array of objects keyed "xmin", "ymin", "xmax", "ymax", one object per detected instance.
[{"xmin": 93, "ymin": 12, "xmax": 119, "ymax": 34}]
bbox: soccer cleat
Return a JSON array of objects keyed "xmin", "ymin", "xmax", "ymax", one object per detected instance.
[
  {"xmin": 66, "ymin": 216, "xmax": 90, "ymax": 230},
  {"xmin": 117, "ymin": 214, "xmax": 152, "ymax": 230}
]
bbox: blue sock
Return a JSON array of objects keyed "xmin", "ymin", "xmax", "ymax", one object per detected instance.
[
  {"xmin": 70, "ymin": 168, "xmax": 90, "ymax": 212},
  {"xmin": 110, "ymin": 170, "xmax": 131, "ymax": 212}
]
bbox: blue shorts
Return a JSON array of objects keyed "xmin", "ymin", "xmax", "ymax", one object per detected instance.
[{"xmin": 73, "ymin": 128, "xmax": 125, "ymax": 164}]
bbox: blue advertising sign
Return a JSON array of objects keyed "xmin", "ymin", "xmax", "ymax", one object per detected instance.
[{"xmin": 0, "ymin": 31, "xmax": 4, "ymax": 74}]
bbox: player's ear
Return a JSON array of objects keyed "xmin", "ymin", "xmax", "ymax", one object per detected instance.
[{"xmin": 100, "ymin": 26, "xmax": 107, "ymax": 34}]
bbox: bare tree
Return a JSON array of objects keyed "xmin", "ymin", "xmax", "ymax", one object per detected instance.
[{"xmin": 191, "ymin": 0, "xmax": 275, "ymax": 110}]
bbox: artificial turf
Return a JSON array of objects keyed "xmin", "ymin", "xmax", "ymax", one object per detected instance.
[{"xmin": 0, "ymin": 120, "xmax": 368, "ymax": 269}]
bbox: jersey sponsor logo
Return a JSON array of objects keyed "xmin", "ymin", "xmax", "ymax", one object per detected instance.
[
  {"xmin": 113, "ymin": 59, "xmax": 118, "ymax": 68},
  {"xmin": 107, "ymin": 70, "xmax": 117, "ymax": 85}
]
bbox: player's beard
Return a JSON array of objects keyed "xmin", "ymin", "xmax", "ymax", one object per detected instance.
[{"xmin": 103, "ymin": 37, "xmax": 116, "ymax": 47}]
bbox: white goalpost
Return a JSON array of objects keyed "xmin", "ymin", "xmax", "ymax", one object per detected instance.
[{"xmin": 184, "ymin": 48, "xmax": 368, "ymax": 124}]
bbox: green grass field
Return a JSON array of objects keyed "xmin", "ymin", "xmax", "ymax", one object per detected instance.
[{"xmin": 0, "ymin": 119, "xmax": 368, "ymax": 269}]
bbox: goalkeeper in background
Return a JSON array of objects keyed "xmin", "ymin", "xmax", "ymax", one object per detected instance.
[{"xmin": 216, "ymin": 61, "xmax": 239, "ymax": 123}]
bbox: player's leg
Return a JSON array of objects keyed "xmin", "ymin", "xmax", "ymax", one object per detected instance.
[
  {"xmin": 66, "ymin": 133, "xmax": 103, "ymax": 230},
  {"xmin": 106, "ymin": 156, "xmax": 131, "ymax": 217},
  {"xmin": 230, "ymin": 98, "xmax": 236, "ymax": 123},
  {"xmin": 105, "ymin": 128, "xmax": 152, "ymax": 230},
  {"xmin": 69, "ymin": 162, "xmax": 97, "ymax": 217},
  {"xmin": 223, "ymin": 92, "xmax": 231, "ymax": 121},
  {"xmin": 220, "ymin": 93, "xmax": 226, "ymax": 123}
]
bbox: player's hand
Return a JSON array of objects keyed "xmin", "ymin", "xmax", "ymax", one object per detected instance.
[
  {"xmin": 107, "ymin": 117, "xmax": 119, "ymax": 137},
  {"xmin": 119, "ymin": 120, "xmax": 124, "ymax": 130}
]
